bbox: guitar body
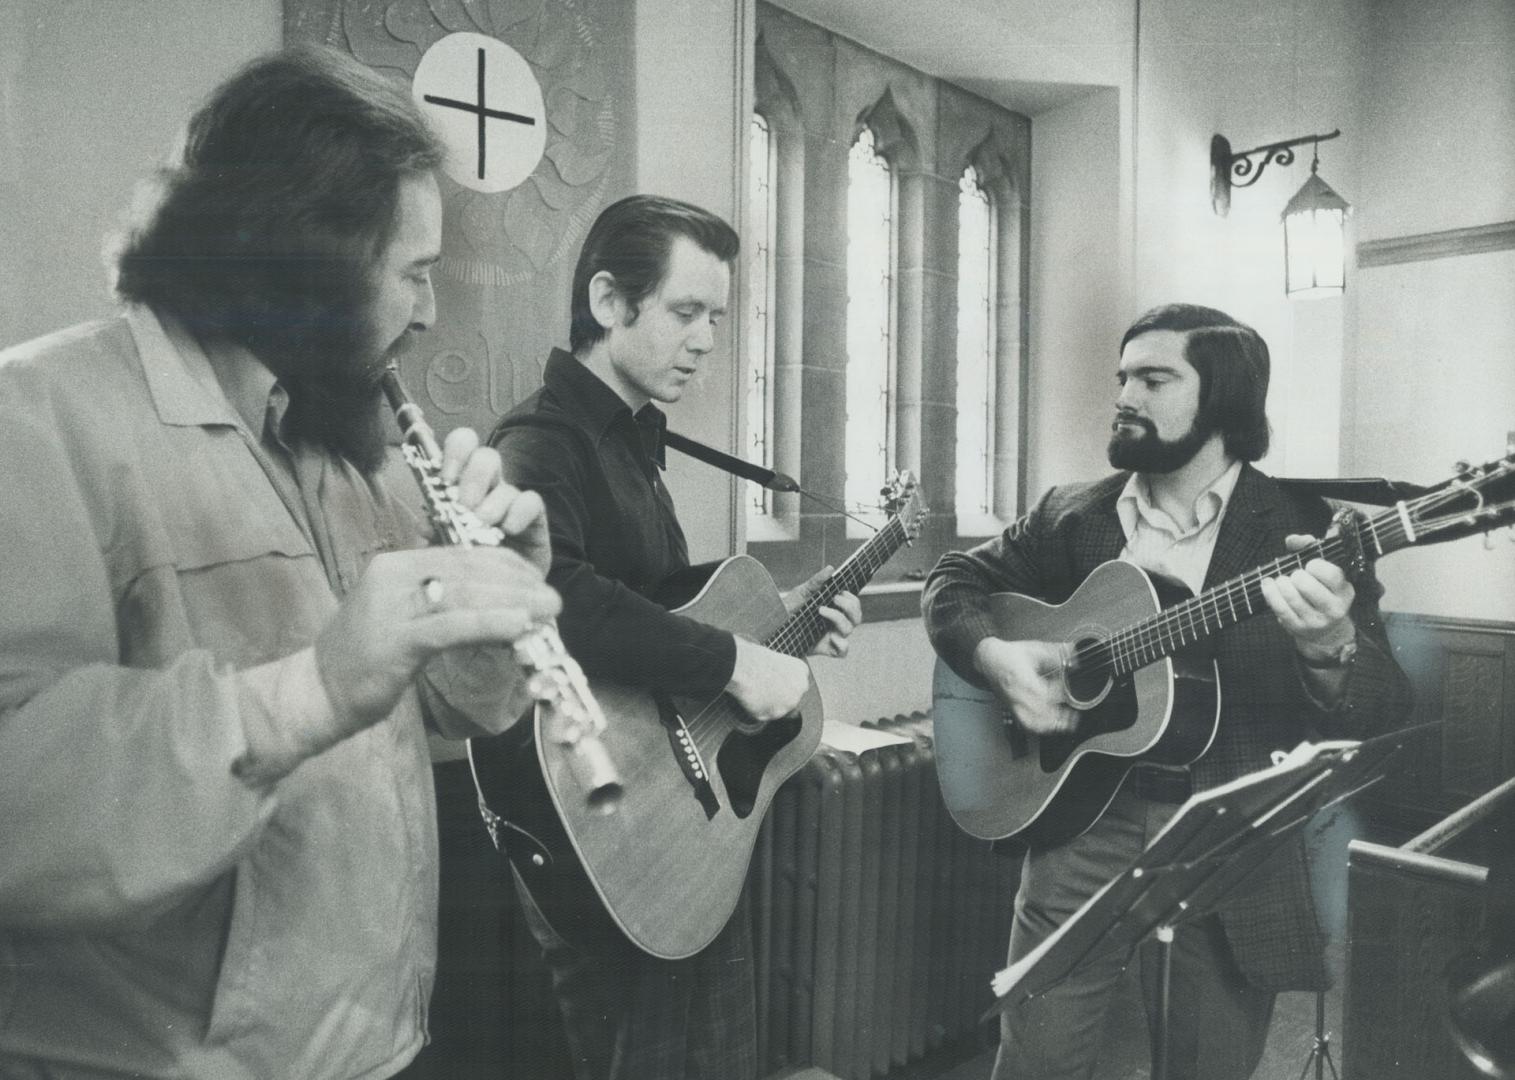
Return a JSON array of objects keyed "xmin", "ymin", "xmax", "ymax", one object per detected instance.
[
  {"xmin": 475, "ymin": 554, "xmax": 822, "ymax": 960},
  {"xmin": 933, "ymin": 559, "xmax": 1220, "ymax": 846},
  {"xmin": 931, "ymin": 451, "xmax": 1515, "ymax": 844}
]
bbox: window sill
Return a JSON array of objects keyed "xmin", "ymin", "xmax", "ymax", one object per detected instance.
[
  {"xmin": 745, "ymin": 510, "xmax": 799, "ymax": 544},
  {"xmin": 860, "ymin": 579, "xmax": 925, "ymax": 622}
]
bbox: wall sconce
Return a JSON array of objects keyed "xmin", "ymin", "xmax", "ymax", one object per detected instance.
[{"xmin": 1211, "ymin": 128, "xmax": 1351, "ymax": 298}]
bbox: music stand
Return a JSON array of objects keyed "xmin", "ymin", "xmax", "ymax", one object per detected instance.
[{"xmin": 987, "ymin": 727, "xmax": 1423, "ymax": 1080}]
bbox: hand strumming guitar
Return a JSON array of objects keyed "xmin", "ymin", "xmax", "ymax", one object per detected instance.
[
  {"xmin": 726, "ymin": 566, "xmax": 865, "ymax": 721},
  {"xmin": 726, "ymin": 639, "xmax": 811, "ymax": 721},
  {"xmin": 971, "ymin": 637, "xmax": 1081, "ymax": 736}
]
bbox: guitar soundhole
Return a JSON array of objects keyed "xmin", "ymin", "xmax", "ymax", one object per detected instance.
[
  {"xmin": 716, "ymin": 712, "xmax": 802, "ymax": 818},
  {"xmin": 1038, "ymin": 676, "xmax": 1139, "ymax": 772},
  {"xmin": 1064, "ymin": 636, "xmax": 1110, "ymax": 705}
]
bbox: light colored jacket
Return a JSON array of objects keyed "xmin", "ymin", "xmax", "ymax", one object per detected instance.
[{"xmin": 0, "ymin": 308, "xmax": 519, "ymax": 1078}]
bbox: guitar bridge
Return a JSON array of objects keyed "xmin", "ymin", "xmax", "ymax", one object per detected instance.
[{"xmin": 655, "ymin": 694, "xmax": 720, "ymax": 819}]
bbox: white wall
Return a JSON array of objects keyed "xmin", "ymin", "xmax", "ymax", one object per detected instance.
[
  {"xmin": 811, "ymin": 613, "xmax": 936, "ymax": 724},
  {"xmin": 1342, "ymin": 0, "xmax": 1515, "ymax": 624},
  {"xmin": 1129, "ymin": 0, "xmax": 1366, "ymax": 480},
  {"xmin": 0, "ymin": 0, "xmax": 280, "ymax": 346},
  {"xmin": 1026, "ymin": 88, "xmax": 1124, "ymax": 498},
  {"xmin": 635, "ymin": 0, "xmax": 751, "ymax": 565},
  {"xmin": 1353, "ymin": 0, "xmax": 1515, "ymax": 243}
]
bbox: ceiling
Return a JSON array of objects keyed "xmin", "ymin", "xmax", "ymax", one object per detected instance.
[{"xmin": 768, "ymin": 0, "xmax": 1136, "ymax": 116}]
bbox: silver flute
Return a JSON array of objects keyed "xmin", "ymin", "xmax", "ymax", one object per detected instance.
[{"xmin": 381, "ymin": 362, "xmax": 622, "ymax": 814}]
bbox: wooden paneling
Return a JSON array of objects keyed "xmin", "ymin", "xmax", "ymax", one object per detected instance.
[
  {"xmin": 1364, "ymin": 613, "xmax": 1515, "ymax": 834},
  {"xmin": 1343, "ymin": 841, "xmax": 1490, "ymax": 1080}
]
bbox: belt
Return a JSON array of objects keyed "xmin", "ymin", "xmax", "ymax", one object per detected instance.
[{"xmin": 1129, "ymin": 764, "xmax": 1193, "ymax": 804}]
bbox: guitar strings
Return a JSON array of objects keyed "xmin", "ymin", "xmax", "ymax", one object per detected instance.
[
  {"xmin": 677, "ymin": 515, "xmax": 909, "ymax": 744},
  {"xmin": 1077, "ymin": 532, "xmax": 1370, "ymax": 676},
  {"xmin": 1069, "ymin": 477, "xmax": 1494, "ymax": 677}
]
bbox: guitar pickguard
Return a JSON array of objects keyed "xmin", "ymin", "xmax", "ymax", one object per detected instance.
[
  {"xmin": 1040, "ymin": 676, "xmax": 1140, "ymax": 772},
  {"xmin": 715, "ymin": 711, "xmax": 804, "ymax": 818}
]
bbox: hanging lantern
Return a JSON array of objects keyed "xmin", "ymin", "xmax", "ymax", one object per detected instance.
[
  {"xmin": 1211, "ymin": 128, "xmax": 1351, "ymax": 298},
  {"xmin": 1282, "ymin": 158, "xmax": 1351, "ymax": 298}
]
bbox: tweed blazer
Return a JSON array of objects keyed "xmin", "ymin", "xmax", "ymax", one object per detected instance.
[{"xmin": 923, "ymin": 464, "xmax": 1413, "ymax": 990}]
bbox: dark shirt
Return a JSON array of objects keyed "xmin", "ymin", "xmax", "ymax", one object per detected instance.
[{"xmin": 489, "ymin": 348, "xmax": 736, "ymax": 699}]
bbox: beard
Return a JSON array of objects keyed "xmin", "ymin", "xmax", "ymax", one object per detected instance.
[
  {"xmin": 257, "ymin": 305, "xmax": 398, "ymax": 477},
  {"xmin": 1106, "ymin": 411, "xmax": 1213, "ymax": 474}
]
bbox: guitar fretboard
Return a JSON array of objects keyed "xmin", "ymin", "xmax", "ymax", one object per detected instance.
[
  {"xmin": 1082, "ymin": 494, "xmax": 1429, "ymax": 679},
  {"xmin": 766, "ymin": 515, "xmax": 910, "ymax": 657}
]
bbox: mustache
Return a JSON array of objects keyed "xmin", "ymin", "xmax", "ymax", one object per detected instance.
[{"xmin": 1112, "ymin": 410, "xmax": 1155, "ymax": 435}]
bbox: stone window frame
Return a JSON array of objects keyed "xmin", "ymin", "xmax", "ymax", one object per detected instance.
[{"xmin": 745, "ymin": 3, "xmax": 1030, "ymax": 618}]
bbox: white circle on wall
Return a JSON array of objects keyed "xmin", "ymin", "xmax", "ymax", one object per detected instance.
[{"xmin": 413, "ymin": 32, "xmax": 546, "ymax": 194}]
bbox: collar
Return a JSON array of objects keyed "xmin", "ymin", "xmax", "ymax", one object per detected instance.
[
  {"xmin": 1117, "ymin": 458, "xmax": 1243, "ymax": 540},
  {"xmin": 127, "ymin": 304, "xmax": 243, "ymax": 428},
  {"xmin": 127, "ymin": 303, "xmax": 287, "ymax": 440},
  {"xmin": 633, "ymin": 402, "xmax": 668, "ymax": 468},
  {"xmin": 542, "ymin": 348, "xmax": 668, "ymax": 467}
]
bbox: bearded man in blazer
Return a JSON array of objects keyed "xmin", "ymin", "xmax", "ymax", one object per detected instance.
[{"xmin": 922, "ymin": 303, "xmax": 1412, "ymax": 1080}]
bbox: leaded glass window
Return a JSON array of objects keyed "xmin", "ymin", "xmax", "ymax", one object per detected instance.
[
  {"xmin": 956, "ymin": 165, "xmax": 996, "ymax": 518},
  {"xmin": 746, "ymin": 113, "xmax": 777, "ymax": 515},
  {"xmin": 845, "ymin": 127, "xmax": 894, "ymax": 515}
]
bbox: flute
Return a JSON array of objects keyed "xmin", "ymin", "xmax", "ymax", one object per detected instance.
[{"xmin": 381, "ymin": 362, "xmax": 622, "ymax": 814}]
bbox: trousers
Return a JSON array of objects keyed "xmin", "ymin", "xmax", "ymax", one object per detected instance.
[
  {"xmin": 512, "ymin": 867, "xmax": 759, "ymax": 1080},
  {"xmin": 989, "ymin": 787, "xmax": 1276, "ymax": 1080}
]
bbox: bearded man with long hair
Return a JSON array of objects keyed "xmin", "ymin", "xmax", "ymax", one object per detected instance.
[
  {"xmin": 924, "ymin": 303, "xmax": 1413, "ymax": 1080},
  {"xmin": 0, "ymin": 46, "xmax": 559, "ymax": 1079}
]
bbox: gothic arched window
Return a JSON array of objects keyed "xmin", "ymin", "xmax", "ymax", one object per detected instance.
[{"xmin": 844, "ymin": 126, "xmax": 896, "ymax": 516}]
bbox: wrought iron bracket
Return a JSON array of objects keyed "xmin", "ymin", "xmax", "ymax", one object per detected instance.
[{"xmin": 1211, "ymin": 128, "xmax": 1340, "ymax": 216}]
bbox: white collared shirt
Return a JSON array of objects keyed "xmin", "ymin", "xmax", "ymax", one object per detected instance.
[{"xmin": 1115, "ymin": 460, "xmax": 1243, "ymax": 596}]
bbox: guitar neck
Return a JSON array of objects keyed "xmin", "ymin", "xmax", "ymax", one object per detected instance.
[
  {"xmin": 1097, "ymin": 502, "xmax": 1417, "ymax": 678},
  {"xmin": 766, "ymin": 516, "xmax": 909, "ymax": 658}
]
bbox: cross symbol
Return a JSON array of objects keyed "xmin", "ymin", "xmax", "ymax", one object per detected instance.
[{"xmin": 423, "ymin": 47, "xmax": 537, "ymax": 181}]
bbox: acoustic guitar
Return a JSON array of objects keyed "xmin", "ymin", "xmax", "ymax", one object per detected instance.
[
  {"xmin": 471, "ymin": 473, "xmax": 927, "ymax": 958},
  {"xmin": 933, "ymin": 453, "xmax": 1515, "ymax": 847}
]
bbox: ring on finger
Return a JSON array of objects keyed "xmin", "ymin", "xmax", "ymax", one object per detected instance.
[{"xmin": 420, "ymin": 576, "xmax": 446, "ymax": 612}]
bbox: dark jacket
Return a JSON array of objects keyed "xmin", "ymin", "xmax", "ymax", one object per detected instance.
[{"xmin": 922, "ymin": 464, "xmax": 1413, "ymax": 989}]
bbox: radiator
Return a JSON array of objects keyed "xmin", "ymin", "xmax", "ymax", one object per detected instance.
[{"xmin": 750, "ymin": 713, "xmax": 1018, "ymax": 1080}]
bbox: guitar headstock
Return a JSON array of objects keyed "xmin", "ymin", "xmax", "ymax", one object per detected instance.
[
  {"xmin": 881, "ymin": 470, "xmax": 929, "ymax": 544},
  {"xmin": 1400, "ymin": 451, "xmax": 1515, "ymax": 548}
]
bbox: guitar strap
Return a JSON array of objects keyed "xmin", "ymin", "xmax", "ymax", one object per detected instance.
[
  {"xmin": 1274, "ymin": 475, "xmax": 1435, "ymax": 505},
  {"xmin": 662, "ymin": 429, "xmax": 799, "ymax": 492}
]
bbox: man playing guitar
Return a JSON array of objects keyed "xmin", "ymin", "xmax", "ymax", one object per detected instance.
[
  {"xmin": 480, "ymin": 194, "xmax": 860, "ymax": 1080},
  {"xmin": 922, "ymin": 303, "xmax": 1412, "ymax": 1080}
]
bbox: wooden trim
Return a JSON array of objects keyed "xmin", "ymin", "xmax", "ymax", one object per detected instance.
[
  {"xmin": 1347, "ymin": 839, "xmax": 1490, "ymax": 887},
  {"xmin": 1357, "ymin": 220, "xmax": 1515, "ymax": 268},
  {"xmin": 1384, "ymin": 610, "xmax": 1515, "ymax": 637},
  {"xmin": 859, "ymin": 580, "xmax": 924, "ymax": 623}
]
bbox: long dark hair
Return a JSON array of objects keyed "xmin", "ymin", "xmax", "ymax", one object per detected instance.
[
  {"xmin": 113, "ymin": 45, "xmax": 443, "ymax": 362},
  {"xmin": 569, "ymin": 194, "xmax": 740, "ymax": 354},
  {"xmin": 1119, "ymin": 303, "xmax": 1271, "ymax": 462}
]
